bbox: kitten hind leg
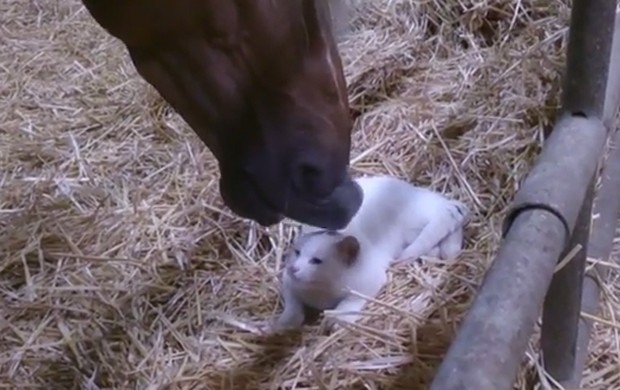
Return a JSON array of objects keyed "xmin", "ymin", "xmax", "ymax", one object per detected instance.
[
  {"xmin": 395, "ymin": 200, "xmax": 469, "ymax": 265},
  {"xmin": 407, "ymin": 226, "xmax": 441, "ymax": 259},
  {"xmin": 438, "ymin": 227, "xmax": 464, "ymax": 263},
  {"xmin": 426, "ymin": 245, "xmax": 441, "ymax": 259}
]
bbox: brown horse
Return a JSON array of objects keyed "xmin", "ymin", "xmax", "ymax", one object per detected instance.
[{"xmin": 79, "ymin": 0, "xmax": 362, "ymax": 229}]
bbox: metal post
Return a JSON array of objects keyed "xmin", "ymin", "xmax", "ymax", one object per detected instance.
[
  {"xmin": 570, "ymin": 129, "xmax": 620, "ymax": 386},
  {"xmin": 540, "ymin": 177, "xmax": 594, "ymax": 385},
  {"xmin": 539, "ymin": 0, "xmax": 616, "ymax": 384},
  {"xmin": 561, "ymin": 0, "xmax": 616, "ymax": 119},
  {"xmin": 569, "ymin": 11, "xmax": 620, "ymax": 382},
  {"xmin": 603, "ymin": 11, "xmax": 620, "ymax": 129}
]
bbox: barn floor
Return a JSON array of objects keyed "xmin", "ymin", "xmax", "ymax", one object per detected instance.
[{"xmin": 1, "ymin": 0, "xmax": 619, "ymax": 389}]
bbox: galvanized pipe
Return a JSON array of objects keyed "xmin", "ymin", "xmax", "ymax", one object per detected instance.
[
  {"xmin": 429, "ymin": 116, "xmax": 607, "ymax": 390},
  {"xmin": 569, "ymin": 128, "xmax": 620, "ymax": 387},
  {"xmin": 569, "ymin": 10, "xmax": 620, "ymax": 378}
]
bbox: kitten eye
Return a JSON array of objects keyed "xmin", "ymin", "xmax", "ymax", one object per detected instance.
[
  {"xmin": 309, "ymin": 257, "xmax": 323, "ymax": 265},
  {"xmin": 293, "ymin": 249, "xmax": 300, "ymax": 256}
]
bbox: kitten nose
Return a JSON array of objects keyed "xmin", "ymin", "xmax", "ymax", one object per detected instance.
[
  {"xmin": 287, "ymin": 265, "xmax": 299, "ymax": 275},
  {"xmin": 291, "ymin": 152, "xmax": 341, "ymax": 198}
]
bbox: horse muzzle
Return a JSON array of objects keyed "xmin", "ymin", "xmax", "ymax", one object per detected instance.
[{"xmin": 283, "ymin": 175, "xmax": 362, "ymax": 229}]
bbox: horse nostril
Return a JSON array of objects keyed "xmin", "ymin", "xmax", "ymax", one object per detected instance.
[
  {"xmin": 294, "ymin": 162, "xmax": 330, "ymax": 197},
  {"xmin": 300, "ymin": 163, "xmax": 321, "ymax": 184}
]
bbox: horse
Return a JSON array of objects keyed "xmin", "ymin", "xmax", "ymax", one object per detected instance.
[{"xmin": 79, "ymin": 0, "xmax": 363, "ymax": 230}]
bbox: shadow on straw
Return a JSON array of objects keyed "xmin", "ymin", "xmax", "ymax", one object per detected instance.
[{"xmin": 387, "ymin": 316, "xmax": 458, "ymax": 389}]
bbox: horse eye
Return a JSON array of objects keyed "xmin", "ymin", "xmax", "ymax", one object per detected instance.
[{"xmin": 310, "ymin": 257, "xmax": 323, "ymax": 265}]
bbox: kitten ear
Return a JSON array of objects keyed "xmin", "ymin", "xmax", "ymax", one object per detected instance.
[{"xmin": 336, "ymin": 235, "xmax": 360, "ymax": 266}]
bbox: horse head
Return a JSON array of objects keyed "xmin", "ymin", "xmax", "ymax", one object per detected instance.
[{"xmin": 81, "ymin": 0, "xmax": 362, "ymax": 229}]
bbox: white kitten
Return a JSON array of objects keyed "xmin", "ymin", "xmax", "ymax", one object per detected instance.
[{"xmin": 266, "ymin": 175, "xmax": 470, "ymax": 333}]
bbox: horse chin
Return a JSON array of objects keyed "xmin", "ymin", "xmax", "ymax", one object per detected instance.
[
  {"xmin": 219, "ymin": 177, "xmax": 284, "ymax": 226},
  {"xmin": 283, "ymin": 176, "xmax": 363, "ymax": 230},
  {"xmin": 219, "ymin": 171, "xmax": 362, "ymax": 229}
]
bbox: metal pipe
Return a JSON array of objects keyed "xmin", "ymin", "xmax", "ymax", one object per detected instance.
[
  {"xmin": 429, "ymin": 115, "xmax": 607, "ymax": 390},
  {"xmin": 429, "ymin": 209, "xmax": 567, "ymax": 390}
]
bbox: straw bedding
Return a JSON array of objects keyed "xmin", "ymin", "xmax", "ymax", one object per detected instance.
[{"xmin": 1, "ymin": 0, "xmax": 619, "ymax": 389}]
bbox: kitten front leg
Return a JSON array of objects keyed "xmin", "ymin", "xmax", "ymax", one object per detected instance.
[
  {"xmin": 426, "ymin": 245, "xmax": 441, "ymax": 259},
  {"xmin": 264, "ymin": 287, "xmax": 306, "ymax": 334}
]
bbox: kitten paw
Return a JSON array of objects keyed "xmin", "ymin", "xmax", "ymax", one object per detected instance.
[
  {"xmin": 256, "ymin": 321, "xmax": 277, "ymax": 335},
  {"xmin": 323, "ymin": 318, "xmax": 342, "ymax": 333},
  {"xmin": 446, "ymin": 200, "xmax": 470, "ymax": 225}
]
